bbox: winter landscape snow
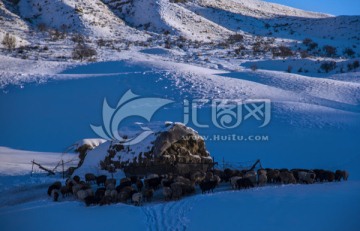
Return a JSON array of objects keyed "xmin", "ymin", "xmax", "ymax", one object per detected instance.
[{"xmin": 0, "ymin": 0, "xmax": 359, "ymax": 231}]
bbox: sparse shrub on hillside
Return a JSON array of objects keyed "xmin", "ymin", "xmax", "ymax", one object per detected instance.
[
  {"xmin": 287, "ymin": 66, "xmax": 293, "ymax": 73},
  {"xmin": 252, "ymin": 42, "xmax": 263, "ymax": 54},
  {"xmin": 9, "ymin": 0, "xmax": 20, "ymax": 5},
  {"xmin": 60, "ymin": 24, "xmax": 69, "ymax": 34},
  {"xmin": 75, "ymin": 6, "xmax": 83, "ymax": 14},
  {"xmin": 37, "ymin": 23, "xmax": 47, "ymax": 32},
  {"xmin": 303, "ymin": 38, "xmax": 313, "ymax": 46},
  {"xmin": 272, "ymin": 46, "xmax": 293, "ymax": 58},
  {"xmin": 170, "ymin": 0, "xmax": 188, "ymax": 3},
  {"xmin": 2, "ymin": 33, "xmax": 16, "ymax": 50},
  {"xmin": 96, "ymin": 38, "xmax": 106, "ymax": 48},
  {"xmin": 72, "ymin": 43, "xmax": 97, "ymax": 61},
  {"xmin": 347, "ymin": 60, "xmax": 359, "ymax": 71},
  {"xmin": 323, "ymin": 45, "xmax": 337, "ymax": 57},
  {"xmin": 50, "ymin": 29, "xmax": 65, "ymax": 40},
  {"xmin": 217, "ymin": 42, "xmax": 229, "ymax": 49},
  {"xmin": 164, "ymin": 38, "xmax": 172, "ymax": 49},
  {"xmin": 343, "ymin": 48, "xmax": 355, "ymax": 57},
  {"xmin": 178, "ymin": 36, "xmax": 187, "ymax": 43},
  {"xmin": 228, "ymin": 34, "xmax": 244, "ymax": 44},
  {"xmin": 320, "ymin": 61, "xmax": 337, "ymax": 73},
  {"xmin": 235, "ymin": 45, "xmax": 245, "ymax": 55},
  {"xmin": 72, "ymin": 34, "xmax": 85, "ymax": 44},
  {"xmin": 354, "ymin": 60, "xmax": 360, "ymax": 69},
  {"xmin": 300, "ymin": 50, "xmax": 309, "ymax": 58},
  {"xmin": 251, "ymin": 37, "xmax": 274, "ymax": 55},
  {"xmin": 250, "ymin": 64, "xmax": 258, "ymax": 71},
  {"xmin": 308, "ymin": 42, "xmax": 318, "ymax": 51},
  {"xmin": 303, "ymin": 38, "xmax": 318, "ymax": 51}
]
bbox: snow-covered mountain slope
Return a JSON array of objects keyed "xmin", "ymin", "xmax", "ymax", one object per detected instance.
[
  {"xmin": 0, "ymin": 0, "xmax": 147, "ymax": 47},
  {"xmin": 0, "ymin": 1, "xmax": 29, "ymax": 47},
  {"xmin": 196, "ymin": 0, "xmax": 329, "ymax": 18},
  {"xmin": 1, "ymin": 0, "xmax": 358, "ymax": 45},
  {"xmin": 17, "ymin": 0, "xmax": 146, "ymax": 39},
  {"xmin": 0, "ymin": 0, "xmax": 359, "ymax": 63},
  {"xmin": 103, "ymin": 0, "xmax": 233, "ymax": 41}
]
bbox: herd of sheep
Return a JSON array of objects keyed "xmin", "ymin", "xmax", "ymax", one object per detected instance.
[{"xmin": 47, "ymin": 168, "xmax": 349, "ymax": 206}]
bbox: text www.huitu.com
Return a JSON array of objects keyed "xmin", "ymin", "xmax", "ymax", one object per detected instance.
[{"xmin": 184, "ymin": 134, "xmax": 270, "ymax": 142}]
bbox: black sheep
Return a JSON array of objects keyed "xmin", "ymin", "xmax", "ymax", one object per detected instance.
[
  {"xmin": 96, "ymin": 175, "xmax": 107, "ymax": 186},
  {"xmin": 161, "ymin": 179, "xmax": 174, "ymax": 188},
  {"xmin": 222, "ymin": 168, "xmax": 234, "ymax": 182},
  {"xmin": 335, "ymin": 170, "xmax": 349, "ymax": 181},
  {"xmin": 136, "ymin": 179, "xmax": 144, "ymax": 192},
  {"xmin": 145, "ymin": 177, "xmax": 162, "ymax": 190},
  {"xmin": 313, "ymin": 169, "xmax": 325, "ymax": 182},
  {"xmin": 84, "ymin": 195, "xmax": 98, "ymax": 206},
  {"xmin": 236, "ymin": 178, "xmax": 254, "ymax": 189},
  {"xmin": 47, "ymin": 181, "xmax": 62, "ymax": 196},
  {"xmin": 85, "ymin": 173, "xmax": 96, "ymax": 184},
  {"xmin": 130, "ymin": 176, "xmax": 138, "ymax": 184},
  {"xmin": 73, "ymin": 175, "xmax": 81, "ymax": 183},
  {"xmin": 60, "ymin": 186, "xmax": 72, "ymax": 198},
  {"xmin": 143, "ymin": 189, "xmax": 154, "ymax": 202},
  {"xmin": 116, "ymin": 180, "xmax": 133, "ymax": 193},
  {"xmin": 53, "ymin": 190, "xmax": 59, "ymax": 202},
  {"xmin": 95, "ymin": 187, "xmax": 106, "ymax": 201},
  {"xmin": 199, "ymin": 180, "xmax": 217, "ymax": 194}
]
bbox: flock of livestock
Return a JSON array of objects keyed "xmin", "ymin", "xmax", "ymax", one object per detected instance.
[{"xmin": 47, "ymin": 168, "xmax": 349, "ymax": 206}]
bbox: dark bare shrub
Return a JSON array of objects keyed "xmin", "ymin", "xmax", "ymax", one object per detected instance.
[
  {"xmin": 2, "ymin": 33, "xmax": 16, "ymax": 50},
  {"xmin": 323, "ymin": 45, "xmax": 337, "ymax": 57},
  {"xmin": 250, "ymin": 64, "xmax": 258, "ymax": 71},
  {"xmin": 300, "ymin": 50, "xmax": 309, "ymax": 58},
  {"xmin": 50, "ymin": 29, "xmax": 65, "ymax": 40},
  {"xmin": 96, "ymin": 38, "xmax": 106, "ymax": 48},
  {"xmin": 72, "ymin": 34, "xmax": 85, "ymax": 44},
  {"xmin": 303, "ymin": 38, "xmax": 318, "ymax": 51},
  {"xmin": 320, "ymin": 61, "xmax": 337, "ymax": 73},
  {"xmin": 347, "ymin": 60, "xmax": 360, "ymax": 71},
  {"xmin": 72, "ymin": 43, "xmax": 97, "ymax": 61},
  {"xmin": 272, "ymin": 46, "xmax": 293, "ymax": 58},
  {"xmin": 287, "ymin": 65, "xmax": 293, "ymax": 73},
  {"xmin": 37, "ymin": 23, "xmax": 47, "ymax": 32},
  {"xmin": 303, "ymin": 38, "xmax": 313, "ymax": 46},
  {"xmin": 228, "ymin": 34, "xmax": 244, "ymax": 44},
  {"xmin": 343, "ymin": 48, "xmax": 355, "ymax": 57}
]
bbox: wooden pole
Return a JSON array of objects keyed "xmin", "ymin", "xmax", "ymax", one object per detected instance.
[
  {"xmin": 31, "ymin": 159, "xmax": 34, "ymax": 176},
  {"xmin": 31, "ymin": 160, "xmax": 55, "ymax": 175},
  {"xmin": 62, "ymin": 160, "xmax": 65, "ymax": 179}
]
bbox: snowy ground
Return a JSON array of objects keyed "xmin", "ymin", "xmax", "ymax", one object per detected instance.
[
  {"xmin": 0, "ymin": 58, "xmax": 359, "ymax": 230},
  {"xmin": 0, "ymin": 175, "xmax": 359, "ymax": 231}
]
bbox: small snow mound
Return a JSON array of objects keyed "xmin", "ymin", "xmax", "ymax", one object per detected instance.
[{"xmin": 73, "ymin": 138, "xmax": 107, "ymax": 150}]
